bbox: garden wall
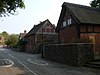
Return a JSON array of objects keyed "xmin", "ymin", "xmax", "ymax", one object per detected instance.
[{"xmin": 42, "ymin": 43, "xmax": 94, "ymax": 66}]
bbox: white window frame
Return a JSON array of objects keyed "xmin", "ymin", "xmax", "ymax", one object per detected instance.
[
  {"xmin": 68, "ymin": 18, "xmax": 72, "ymax": 25},
  {"xmin": 63, "ymin": 21, "xmax": 66, "ymax": 27}
]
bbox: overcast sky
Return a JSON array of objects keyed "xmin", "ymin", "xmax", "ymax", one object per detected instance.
[{"xmin": 0, "ymin": 0, "xmax": 92, "ymax": 34}]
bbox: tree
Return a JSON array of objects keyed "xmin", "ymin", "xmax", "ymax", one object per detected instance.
[
  {"xmin": 0, "ymin": 31, "xmax": 9, "ymax": 45},
  {"xmin": 0, "ymin": 0, "xmax": 25, "ymax": 17},
  {"xmin": 5, "ymin": 34, "xmax": 19, "ymax": 48},
  {"xmin": 90, "ymin": 0, "xmax": 100, "ymax": 8},
  {"xmin": 1, "ymin": 31, "xmax": 9, "ymax": 38}
]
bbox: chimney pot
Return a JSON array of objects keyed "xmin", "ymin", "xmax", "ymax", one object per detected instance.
[{"xmin": 24, "ymin": 30, "xmax": 26, "ymax": 33}]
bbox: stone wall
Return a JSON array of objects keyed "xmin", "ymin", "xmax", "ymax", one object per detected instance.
[{"xmin": 42, "ymin": 43, "xmax": 94, "ymax": 66}]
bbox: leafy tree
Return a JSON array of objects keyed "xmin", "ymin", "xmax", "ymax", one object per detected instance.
[
  {"xmin": 0, "ymin": 31, "xmax": 9, "ymax": 44},
  {"xmin": 1, "ymin": 31, "xmax": 9, "ymax": 38},
  {"xmin": 0, "ymin": 0, "xmax": 25, "ymax": 17},
  {"xmin": 5, "ymin": 34, "xmax": 19, "ymax": 48},
  {"xmin": 90, "ymin": 0, "xmax": 100, "ymax": 8}
]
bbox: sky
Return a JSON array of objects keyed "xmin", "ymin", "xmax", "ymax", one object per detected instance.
[{"xmin": 0, "ymin": 0, "xmax": 92, "ymax": 34}]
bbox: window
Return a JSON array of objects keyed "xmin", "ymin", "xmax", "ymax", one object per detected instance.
[
  {"xmin": 68, "ymin": 18, "xmax": 71, "ymax": 25},
  {"xmin": 63, "ymin": 21, "xmax": 66, "ymax": 27}
]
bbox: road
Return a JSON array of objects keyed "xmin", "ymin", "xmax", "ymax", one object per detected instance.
[{"xmin": 0, "ymin": 47, "xmax": 100, "ymax": 75}]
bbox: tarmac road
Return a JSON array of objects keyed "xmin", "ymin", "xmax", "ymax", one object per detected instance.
[{"xmin": 0, "ymin": 47, "xmax": 99, "ymax": 75}]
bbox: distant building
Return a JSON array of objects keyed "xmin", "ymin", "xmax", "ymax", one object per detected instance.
[
  {"xmin": 0, "ymin": 35, "xmax": 5, "ymax": 46},
  {"xmin": 25, "ymin": 19, "xmax": 58, "ymax": 53},
  {"xmin": 19, "ymin": 30, "xmax": 27, "ymax": 40},
  {"xmin": 18, "ymin": 30, "xmax": 27, "ymax": 51}
]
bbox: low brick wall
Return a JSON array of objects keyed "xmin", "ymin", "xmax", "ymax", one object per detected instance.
[
  {"xmin": 25, "ymin": 44, "xmax": 41, "ymax": 54},
  {"xmin": 42, "ymin": 43, "xmax": 94, "ymax": 66}
]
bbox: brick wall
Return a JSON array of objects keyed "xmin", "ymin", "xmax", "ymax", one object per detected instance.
[
  {"xmin": 25, "ymin": 34, "xmax": 58, "ymax": 54},
  {"xmin": 42, "ymin": 43, "xmax": 94, "ymax": 66},
  {"xmin": 59, "ymin": 25, "xmax": 78, "ymax": 43},
  {"xmin": 25, "ymin": 35, "xmax": 35, "ymax": 53}
]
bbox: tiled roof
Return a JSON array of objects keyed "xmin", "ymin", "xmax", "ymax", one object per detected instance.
[{"xmin": 63, "ymin": 2, "xmax": 100, "ymax": 24}]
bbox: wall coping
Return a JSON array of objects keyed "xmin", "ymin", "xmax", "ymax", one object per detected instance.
[{"xmin": 44, "ymin": 43, "xmax": 93, "ymax": 46}]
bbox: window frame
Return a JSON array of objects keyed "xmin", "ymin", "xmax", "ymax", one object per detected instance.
[
  {"xmin": 63, "ymin": 21, "xmax": 66, "ymax": 27},
  {"xmin": 68, "ymin": 18, "xmax": 72, "ymax": 25}
]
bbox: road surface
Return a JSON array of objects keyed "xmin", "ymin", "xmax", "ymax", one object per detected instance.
[{"xmin": 0, "ymin": 47, "xmax": 99, "ymax": 75}]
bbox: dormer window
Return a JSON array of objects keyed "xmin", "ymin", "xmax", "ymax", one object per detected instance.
[
  {"xmin": 68, "ymin": 18, "xmax": 71, "ymax": 25},
  {"xmin": 63, "ymin": 21, "xmax": 66, "ymax": 27}
]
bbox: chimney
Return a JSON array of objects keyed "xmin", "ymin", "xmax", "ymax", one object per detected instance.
[
  {"xmin": 24, "ymin": 30, "xmax": 26, "ymax": 33},
  {"xmin": 34, "ymin": 25, "xmax": 36, "ymax": 27}
]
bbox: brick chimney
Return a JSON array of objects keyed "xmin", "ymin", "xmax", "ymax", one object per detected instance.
[{"xmin": 24, "ymin": 30, "xmax": 26, "ymax": 33}]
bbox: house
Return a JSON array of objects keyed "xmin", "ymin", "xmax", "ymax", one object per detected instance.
[
  {"xmin": 56, "ymin": 2, "xmax": 100, "ymax": 55},
  {"xmin": 19, "ymin": 30, "xmax": 27, "ymax": 40},
  {"xmin": 25, "ymin": 19, "xmax": 58, "ymax": 53},
  {"xmin": 18, "ymin": 30, "xmax": 27, "ymax": 51},
  {"xmin": 0, "ymin": 35, "xmax": 5, "ymax": 46}
]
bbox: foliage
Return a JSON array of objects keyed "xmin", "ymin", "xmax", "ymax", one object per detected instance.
[
  {"xmin": 18, "ymin": 39, "xmax": 27, "ymax": 45},
  {"xmin": 90, "ymin": 0, "xmax": 100, "ymax": 8},
  {"xmin": 1, "ymin": 31, "xmax": 9, "ymax": 38},
  {"xmin": 5, "ymin": 34, "xmax": 19, "ymax": 48},
  {"xmin": 0, "ymin": 31, "xmax": 9, "ymax": 44},
  {"xmin": 0, "ymin": 0, "xmax": 25, "ymax": 17}
]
